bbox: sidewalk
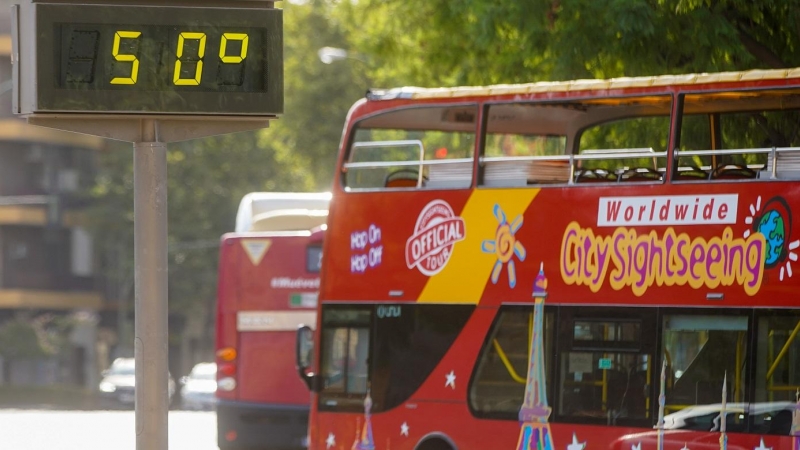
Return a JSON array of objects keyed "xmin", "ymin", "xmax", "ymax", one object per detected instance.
[{"xmin": 0, "ymin": 385, "xmax": 104, "ymax": 410}]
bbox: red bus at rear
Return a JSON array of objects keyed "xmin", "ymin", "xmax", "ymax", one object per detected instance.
[{"xmin": 216, "ymin": 192, "xmax": 328, "ymax": 450}]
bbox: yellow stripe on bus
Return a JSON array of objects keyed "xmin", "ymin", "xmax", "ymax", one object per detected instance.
[{"xmin": 418, "ymin": 188, "xmax": 539, "ymax": 303}]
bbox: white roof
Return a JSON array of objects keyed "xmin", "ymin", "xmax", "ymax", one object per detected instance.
[
  {"xmin": 234, "ymin": 192, "xmax": 331, "ymax": 233},
  {"xmin": 372, "ymin": 67, "xmax": 800, "ymax": 100}
]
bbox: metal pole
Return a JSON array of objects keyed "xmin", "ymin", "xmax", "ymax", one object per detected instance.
[{"xmin": 134, "ymin": 119, "xmax": 168, "ymax": 450}]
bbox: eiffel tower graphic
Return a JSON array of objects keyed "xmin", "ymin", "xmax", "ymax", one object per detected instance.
[
  {"xmin": 352, "ymin": 390, "xmax": 376, "ymax": 450},
  {"xmin": 516, "ymin": 263, "xmax": 554, "ymax": 450}
]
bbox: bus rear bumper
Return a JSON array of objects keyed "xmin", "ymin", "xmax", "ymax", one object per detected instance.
[{"xmin": 217, "ymin": 400, "xmax": 309, "ymax": 450}]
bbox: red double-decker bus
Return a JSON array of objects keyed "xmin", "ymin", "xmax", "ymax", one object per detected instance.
[
  {"xmin": 217, "ymin": 192, "xmax": 329, "ymax": 450},
  {"xmin": 296, "ymin": 68, "xmax": 800, "ymax": 450}
]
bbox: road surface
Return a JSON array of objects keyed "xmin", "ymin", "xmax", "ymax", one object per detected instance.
[{"xmin": 0, "ymin": 409, "xmax": 218, "ymax": 450}]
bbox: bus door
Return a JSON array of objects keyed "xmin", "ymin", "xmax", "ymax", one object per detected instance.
[{"xmin": 555, "ymin": 307, "xmax": 657, "ymax": 427}]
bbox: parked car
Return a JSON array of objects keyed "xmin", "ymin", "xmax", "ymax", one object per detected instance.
[
  {"xmin": 98, "ymin": 357, "xmax": 176, "ymax": 408},
  {"xmin": 179, "ymin": 362, "xmax": 217, "ymax": 410},
  {"xmin": 610, "ymin": 401, "xmax": 796, "ymax": 450},
  {"xmin": 660, "ymin": 401, "xmax": 795, "ymax": 434}
]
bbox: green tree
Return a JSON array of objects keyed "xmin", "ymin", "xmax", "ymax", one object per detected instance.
[
  {"xmin": 0, "ymin": 314, "xmax": 74, "ymax": 360},
  {"xmin": 276, "ymin": 0, "xmax": 366, "ymax": 186},
  {"xmin": 338, "ymin": 0, "xmax": 800, "ymax": 86}
]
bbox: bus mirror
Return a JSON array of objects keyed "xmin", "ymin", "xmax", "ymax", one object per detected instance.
[{"xmin": 296, "ymin": 325, "xmax": 316, "ymax": 391}]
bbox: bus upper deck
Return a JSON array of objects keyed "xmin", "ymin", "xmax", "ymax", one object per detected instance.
[
  {"xmin": 318, "ymin": 68, "xmax": 800, "ymax": 309},
  {"xmin": 340, "ymin": 68, "xmax": 800, "ymax": 191}
]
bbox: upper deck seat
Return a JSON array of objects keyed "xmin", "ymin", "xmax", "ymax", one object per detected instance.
[
  {"xmin": 618, "ymin": 167, "xmax": 663, "ymax": 182},
  {"xmin": 575, "ymin": 168, "xmax": 618, "ymax": 183},
  {"xmin": 710, "ymin": 164, "xmax": 757, "ymax": 180},
  {"xmin": 385, "ymin": 169, "xmax": 425, "ymax": 188},
  {"xmin": 674, "ymin": 166, "xmax": 710, "ymax": 181}
]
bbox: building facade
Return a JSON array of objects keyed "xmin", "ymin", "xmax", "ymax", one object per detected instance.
[{"xmin": 0, "ymin": 3, "xmax": 109, "ymax": 390}]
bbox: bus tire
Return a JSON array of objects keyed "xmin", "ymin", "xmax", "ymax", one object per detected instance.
[{"xmin": 414, "ymin": 436, "xmax": 456, "ymax": 450}]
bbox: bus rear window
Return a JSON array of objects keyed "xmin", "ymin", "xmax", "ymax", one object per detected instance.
[{"xmin": 306, "ymin": 245, "xmax": 322, "ymax": 273}]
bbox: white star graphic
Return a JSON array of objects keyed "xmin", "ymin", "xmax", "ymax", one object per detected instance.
[
  {"xmin": 445, "ymin": 370, "xmax": 456, "ymax": 389},
  {"xmin": 567, "ymin": 433, "xmax": 586, "ymax": 450},
  {"xmin": 631, "ymin": 443, "xmax": 642, "ymax": 450},
  {"xmin": 400, "ymin": 422, "xmax": 410, "ymax": 437},
  {"xmin": 681, "ymin": 443, "xmax": 691, "ymax": 450},
  {"xmin": 755, "ymin": 438, "xmax": 772, "ymax": 450},
  {"xmin": 326, "ymin": 432, "xmax": 336, "ymax": 449}
]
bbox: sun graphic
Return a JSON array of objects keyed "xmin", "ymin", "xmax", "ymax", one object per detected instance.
[
  {"xmin": 744, "ymin": 195, "xmax": 799, "ymax": 281},
  {"xmin": 481, "ymin": 204, "xmax": 526, "ymax": 288}
]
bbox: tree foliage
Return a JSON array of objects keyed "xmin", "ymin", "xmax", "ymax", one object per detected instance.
[
  {"xmin": 339, "ymin": 0, "xmax": 800, "ymax": 86},
  {"xmin": 0, "ymin": 314, "xmax": 74, "ymax": 359}
]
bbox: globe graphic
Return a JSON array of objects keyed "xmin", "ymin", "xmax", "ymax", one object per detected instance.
[{"xmin": 756, "ymin": 209, "xmax": 786, "ymax": 266}]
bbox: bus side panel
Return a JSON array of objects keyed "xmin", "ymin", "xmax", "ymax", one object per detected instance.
[{"xmin": 309, "ymin": 306, "xmax": 796, "ymax": 449}]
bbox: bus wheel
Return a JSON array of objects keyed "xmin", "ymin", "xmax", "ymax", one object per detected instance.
[{"xmin": 415, "ymin": 437, "xmax": 456, "ymax": 450}]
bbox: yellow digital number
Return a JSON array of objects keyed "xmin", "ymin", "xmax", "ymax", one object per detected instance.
[
  {"xmin": 219, "ymin": 33, "xmax": 249, "ymax": 63},
  {"xmin": 109, "ymin": 31, "xmax": 141, "ymax": 85},
  {"xmin": 174, "ymin": 32, "xmax": 207, "ymax": 86}
]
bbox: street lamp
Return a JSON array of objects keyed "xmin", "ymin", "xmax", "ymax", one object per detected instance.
[
  {"xmin": 317, "ymin": 46, "xmax": 374, "ymax": 93},
  {"xmin": 318, "ymin": 46, "xmax": 349, "ymax": 64},
  {"xmin": 317, "ymin": 46, "xmax": 368, "ymax": 65}
]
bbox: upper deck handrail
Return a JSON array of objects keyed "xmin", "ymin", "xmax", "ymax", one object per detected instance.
[
  {"xmin": 675, "ymin": 146, "xmax": 800, "ymax": 180},
  {"xmin": 676, "ymin": 146, "xmax": 800, "ymax": 157},
  {"xmin": 344, "ymin": 157, "xmax": 475, "ymax": 170},
  {"xmin": 350, "ymin": 139, "xmax": 425, "ymax": 152},
  {"xmin": 481, "ymin": 154, "xmax": 572, "ymax": 163},
  {"xmin": 344, "ymin": 141, "xmax": 800, "ymax": 188},
  {"xmin": 348, "ymin": 139, "xmax": 425, "ymax": 187},
  {"xmin": 481, "ymin": 150, "xmax": 667, "ymax": 164}
]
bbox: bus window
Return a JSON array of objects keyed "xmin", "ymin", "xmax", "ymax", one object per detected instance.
[
  {"xmin": 752, "ymin": 314, "xmax": 800, "ymax": 435},
  {"xmin": 306, "ymin": 244, "xmax": 322, "ymax": 273},
  {"xmin": 318, "ymin": 304, "xmax": 473, "ymax": 413},
  {"xmin": 482, "ymin": 103, "xmax": 570, "ymax": 186},
  {"xmin": 343, "ymin": 105, "xmax": 477, "ymax": 190},
  {"xmin": 469, "ymin": 306, "xmax": 554, "ymax": 419},
  {"xmin": 480, "ymin": 97, "xmax": 672, "ymax": 187},
  {"xmin": 319, "ymin": 307, "xmax": 371, "ymax": 410},
  {"xmin": 370, "ymin": 304, "xmax": 473, "ymax": 412},
  {"xmin": 556, "ymin": 307, "xmax": 655, "ymax": 426},
  {"xmin": 676, "ymin": 90, "xmax": 800, "ymax": 181},
  {"xmin": 577, "ymin": 116, "xmax": 670, "ymax": 183},
  {"xmin": 661, "ymin": 313, "xmax": 748, "ymax": 430}
]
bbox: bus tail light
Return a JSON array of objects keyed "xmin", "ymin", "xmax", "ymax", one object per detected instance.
[
  {"xmin": 225, "ymin": 430, "xmax": 237, "ymax": 442},
  {"xmin": 219, "ymin": 362, "xmax": 237, "ymax": 377},
  {"xmin": 217, "ymin": 347, "xmax": 237, "ymax": 361},
  {"xmin": 216, "ymin": 347, "xmax": 237, "ymax": 393}
]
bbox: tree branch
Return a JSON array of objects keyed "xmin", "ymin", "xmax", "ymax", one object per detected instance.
[{"xmin": 736, "ymin": 24, "xmax": 787, "ymax": 69}]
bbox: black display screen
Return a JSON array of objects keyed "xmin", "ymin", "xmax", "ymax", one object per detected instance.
[{"xmin": 34, "ymin": 4, "xmax": 282, "ymax": 115}]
